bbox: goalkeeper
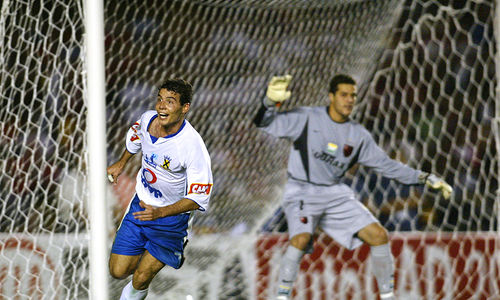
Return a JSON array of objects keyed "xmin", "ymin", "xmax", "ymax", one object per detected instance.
[{"xmin": 253, "ymin": 74, "xmax": 452, "ymax": 300}]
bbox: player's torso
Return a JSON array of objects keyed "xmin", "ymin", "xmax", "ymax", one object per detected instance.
[
  {"xmin": 288, "ymin": 107, "xmax": 364, "ymax": 184},
  {"xmin": 136, "ymin": 120, "xmax": 191, "ymax": 206}
]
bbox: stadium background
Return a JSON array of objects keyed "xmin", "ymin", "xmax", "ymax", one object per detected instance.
[{"xmin": 0, "ymin": 0, "xmax": 498, "ymax": 299}]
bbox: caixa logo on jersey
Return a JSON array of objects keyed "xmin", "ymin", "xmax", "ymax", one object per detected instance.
[
  {"xmin": 141, "ymin": 168, "xmax": 162, "ymax": 198},
  {"xmin": 188, "ymin": 183, "xmax": 213, "ymax": 195}
]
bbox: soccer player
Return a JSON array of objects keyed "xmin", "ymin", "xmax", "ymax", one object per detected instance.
[
  {"xmin": 253, "ymin": 74, "xmax": 453, "ymax": 300},
  {"xmin": 107, "ymin": 79, "xmax": 213, "ymax": 300}
]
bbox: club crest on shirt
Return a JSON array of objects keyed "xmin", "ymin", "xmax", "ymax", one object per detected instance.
[
  {"xmin": 162, "ymin": 155, "xmax": 172, "ymax": 171},
  {"xmin": 344, "ymin": 144, "xmax": 353, "ymax": 157},
  {"xmin": 326, "ymin": 142, "xmax": 338, "ymax": 154}
]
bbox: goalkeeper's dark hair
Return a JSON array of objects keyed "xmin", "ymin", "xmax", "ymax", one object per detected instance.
[
  {"xmin": 329, "ymin": 74, "xmax": 356, "ymax": 94},
  {"xmin": 159, "ymin": 78, "xmax": 193, "ymax": 105}
]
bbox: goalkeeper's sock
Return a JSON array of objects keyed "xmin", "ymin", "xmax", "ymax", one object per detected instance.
[
  {"xmin": 276, "ymin": 245, "xmax": 305, "ymax": 297},
  {"xmin": 120, "ymin": 280, "xmax": 148, "ymax": 300},
  {"xmin": 371, "ymin": 243, "xmax": 395, "ymax": 298}
]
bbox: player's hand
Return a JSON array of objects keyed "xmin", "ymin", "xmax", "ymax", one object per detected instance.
[
  {"xmin": 133, "ymin": 201, "xmax": 164, "ymax": 221},
  {"xmin": 420, "ymin": 173, "xmax": 453, "ymax": 199},
  {"xmin": 266, "ymin": 75, "xmax": 292, "ymax": 103},
  {"xmin": 106, "ymin": 162, "xmax": 124, "ymax": 184}
]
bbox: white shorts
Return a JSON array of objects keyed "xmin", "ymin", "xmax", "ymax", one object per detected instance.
[{"xmin": 282, "ymin": 180, "xmax": 378, "ymax": 250}]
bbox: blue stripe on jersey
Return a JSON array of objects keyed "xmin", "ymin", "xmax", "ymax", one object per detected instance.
[
  {"xmin": 150, "ymin": 134, "xmax": 158, "ymax": 143},
  {"xmin": 164, "ymin": 120, "xmax": 186, "ymax": 139}
]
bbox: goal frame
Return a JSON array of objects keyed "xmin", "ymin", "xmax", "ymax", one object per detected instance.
[
  {"xmin": 494, "ymin": 0, "xmax": 500, "ymax": 232},
  {"xmin": 84, "ymin": 0, "xmax": 109, "ymax": 299}
]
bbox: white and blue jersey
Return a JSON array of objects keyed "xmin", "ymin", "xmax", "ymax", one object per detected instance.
[
  {"xmin": 126, "ymin": 110, "xmax": 212, "ymax": 211},
  {"xmin": 112, "ymin": 110, "xmax": 213, "ymax": 268}
]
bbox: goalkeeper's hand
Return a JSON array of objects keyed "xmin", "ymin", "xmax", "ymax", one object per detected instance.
[
  {"xmin": 265, "ymin": 75, "xmax": 292, "ymax": 105},
  {"xmin": 419, "ymin": 173, "xmax": 453, "ymax": 199}
]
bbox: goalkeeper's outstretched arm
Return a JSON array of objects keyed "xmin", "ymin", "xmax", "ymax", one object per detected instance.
[
  {"xmin": 265, "ymin": 75, "xmax": 292, "ymax": 105},
  {"xmin": 418, "ymin": 172, "xmax": 453, "ymax": 199},
  {"xmin": 356, "ymin": 129, "xmax": 453, "ymax": 199},
  {"xmin": 254, "ymin": 75, "xmax": 292, "ymax": 127}
]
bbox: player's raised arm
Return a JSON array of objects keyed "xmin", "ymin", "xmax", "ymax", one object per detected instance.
[
  {"xmin": 266, "ymin": 75, "xmax": 293, "ymax": 105},
  {"xmin": 253, "ymin": 75, "xmax": 308, "ymax": 142},
  {"xmin": 253, "ymin": 75, "xmax": 293, "ymax": 127}
]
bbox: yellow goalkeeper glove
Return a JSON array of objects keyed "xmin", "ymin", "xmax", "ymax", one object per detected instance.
[
  {"xmin": 419, "ymin": 173, "xmax": 453, "ymax": 199},
  {"xmin": 266, "ymin": 75, "xmax": 292, "ymax": 104}
]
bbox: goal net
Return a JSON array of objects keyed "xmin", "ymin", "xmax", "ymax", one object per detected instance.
[{"xmin": 0, "ymin": 0, "xmax": 498, "ymax": 299}]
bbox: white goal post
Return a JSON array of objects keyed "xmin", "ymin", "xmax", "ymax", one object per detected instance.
[
  {"xmin": 494, "ymin": 0, "xmax": 500, "ymax": 230},
  {"xmin": 0, "ymin": 0, "xmax": 499, "ymax": 299},
  {"xmin": 83, "ymin": 0, "xmax": 109, "ymax": 299}
]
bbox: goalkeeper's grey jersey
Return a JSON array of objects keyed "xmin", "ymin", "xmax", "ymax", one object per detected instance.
[{"xmin": 254, "ymin": 105, "xmax": 422, "ymax": 186}]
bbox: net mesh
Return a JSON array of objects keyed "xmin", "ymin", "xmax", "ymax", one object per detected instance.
[
  {"xmin": 357, "ymin": 0, "xmax": 498, "ymax": 233},
  {"xmin": 0, "ymin": 0, "xmax": 90, "ymax": 298},
  {"xmin": 0, "ymin": 0, "xmax": 498, "ymax": 299},
  {"xmin": 104, "ymin": 0, "xmax": 399, "ymax": 233}
]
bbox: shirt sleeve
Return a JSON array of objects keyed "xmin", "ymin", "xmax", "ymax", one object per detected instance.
[
  {"xmin": 184, "ymin": 140, "xmax": 213, "ymax": 212},
  {"xmin": 254, "ymin": 104, "xmax": 308, "ymax": 141},
  {"xmin": 357, "ymin": 129, "xmax": 422, "ymax": 185},
  {"xmin": 125, "ymin": 119, "xmax": 142, "ymax": 154}
]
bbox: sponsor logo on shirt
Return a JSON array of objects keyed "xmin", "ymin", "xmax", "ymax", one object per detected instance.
[
  {"xmin": 141, "ymin": 168, "xmax": 162, "ymax": 198},
  {"xmin": 142, "ymin": 168, "xmax": 157, "ymax": 183},
  {"xmin": 326, "ymin": 142, "xmax": 338, "ymax": 154},
  {"xmin": 313, "ymin": 151, "xmax": 345, "ymax": 168},
  {"xmin": 188, "ymin": 183, "xmax": 212, "ymax": 195}
]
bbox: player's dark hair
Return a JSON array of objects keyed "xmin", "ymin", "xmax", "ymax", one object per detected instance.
[
  {"xmin": 159, "ymin": 78, "xmax": 193, "ymax": 105},
  {"xmin": 329, "ymin": 74, "xmax": 356, "ymax": 94}
]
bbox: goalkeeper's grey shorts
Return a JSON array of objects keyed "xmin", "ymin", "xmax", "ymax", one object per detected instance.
[{"xmin": 282, "ymin": 180, "xmax": 378, "ymax": 250}]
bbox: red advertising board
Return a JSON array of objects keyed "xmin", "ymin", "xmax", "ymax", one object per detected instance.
[{"xmin": 256, "ymin": 232, "xmax": 500, "ymax": 300}]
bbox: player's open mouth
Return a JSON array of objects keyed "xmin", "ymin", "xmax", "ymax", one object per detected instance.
[{"xmin": 158, "ymin": 113, "xmax": 169, "ymax": 119}]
